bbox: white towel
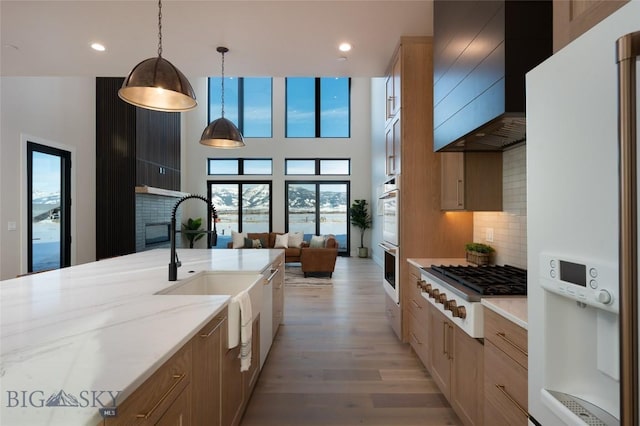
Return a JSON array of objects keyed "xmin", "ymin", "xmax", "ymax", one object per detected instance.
[{"xmin": 233, "ymin": 290, "xmax": 252, "ymax": 372}]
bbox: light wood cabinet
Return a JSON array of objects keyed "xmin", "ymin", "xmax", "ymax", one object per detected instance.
[
  {"xmin": 385, "ymin": 292, "xmax": 402, "ymax": 338},
  {"xmin": 243, "ymin": 317, "xmax": 261, "ymax": 396},
  {"xmin": 484, "ymin": 308, "xmax": 528, "ymax": 425},
  {"xmin": 385, "ymin": 50, "xmax": 401, "ymax": 124},
  {"xmin": 385, "ymin": 114, "xmax": 401, "ymax": 176},
  {"xmin": 192, "ymin": 309, "xmax": 227, "ymax": 425},
  {"xmin": 104, "ymin": 342, "xmax": 192, "ymax": 425},
  {"xmin": 429, "ymin": 305, "xmax": 484, "ymax": 426},
  {"xmin": 406, "ymin": 263, "xmax": 430, "ymax": 368},
  {"xmin": 272, "ymin": 259, "xmax": 285, "ymax": 338},
  {"xmin": 383, "ymin": 36, "xmax": 474, "ymax": 343},
  {"xmin": 553, "ymin": 0, "xmax": 627, "ymax": 53},
  {"xmin": 441, "ymin": 152, "xmax": 502, "ymax": 211}
]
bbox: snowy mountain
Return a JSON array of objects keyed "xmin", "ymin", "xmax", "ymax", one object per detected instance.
[{"xmin": 211, "ymin": 185, "xmax": 347, "ymax": 213}]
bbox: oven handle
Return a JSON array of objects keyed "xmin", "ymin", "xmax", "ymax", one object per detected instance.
[{"xmin": 378, "ymin": 242, "xmax": 397, "ymax": 255}]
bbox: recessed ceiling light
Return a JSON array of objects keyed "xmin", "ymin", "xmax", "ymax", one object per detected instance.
[
  {"xmin": 91, "ymin": 43, "xmax": 106, "ymax": 52},
  {"xmin": 339, "ymin": 43, "xmax": 352, "ymax": 52}
]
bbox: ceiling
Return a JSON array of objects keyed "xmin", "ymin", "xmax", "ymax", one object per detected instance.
[{"xmin": 0, "ymin": 1, "xmax": 433, "ymax": 78}]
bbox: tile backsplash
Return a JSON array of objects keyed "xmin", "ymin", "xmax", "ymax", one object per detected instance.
[{"xmin": 473, "ymin": 144, "xmax": 527, "ymax": 268}]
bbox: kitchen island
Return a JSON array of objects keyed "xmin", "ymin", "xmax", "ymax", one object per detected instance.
[{"xmin": 0, "ymin": 248, "xmax": 283, "ymax": 425}]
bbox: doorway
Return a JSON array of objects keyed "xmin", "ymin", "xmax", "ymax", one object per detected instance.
[{"xmin": 27, "ymin": 142, "xmax": 71, "ymax": 272}]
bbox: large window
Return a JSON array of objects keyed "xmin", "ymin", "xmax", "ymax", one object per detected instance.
[
  {"xmin": 208, "ymin": 77, "xmax": 272, "ymax": 138},
  {"xmin": 285, "ymin": 181, "xmax": 349, "ymax": 254},
  {"xmin": 285, "ymin": 77, "xmax": 351, "ymax": 138},
  {"xmin": 208, "ymin": 181, "xmax": 272, "ymax": 248},
  {"xmin": 208, "ymin": 158, "xmax": 273, "ymax": 175},
  {"xmin": 285, "ymin": 158, "xmax": 350, "ymax": 175}
]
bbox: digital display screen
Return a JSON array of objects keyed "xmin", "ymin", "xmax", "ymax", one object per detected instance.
[{"xmin": 559, "ymin": 260, "xmax": 586, "ymax": 287}]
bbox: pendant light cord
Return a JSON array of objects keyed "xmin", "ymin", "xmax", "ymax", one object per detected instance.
[
  {"xmin": 157, "ymin": 0, "xmax": 163, "ymax": 57},
  {"xmin": 220, "ymin": 50, "xmax": 225, "ymax": 118}
]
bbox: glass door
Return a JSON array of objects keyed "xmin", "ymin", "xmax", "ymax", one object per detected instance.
[
  {"xmin": 285, "ymin": 181, "xmax": 349, "ymax": 254},
  {"xmin": 27, "ymin": 142, "xmax": 71, "ymax": 272}
]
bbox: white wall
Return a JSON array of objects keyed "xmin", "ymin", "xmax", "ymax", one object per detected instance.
[
  {"xmin": 0, "ymin": 77, "xmax": 96, "ymax": 279},
  {"xmin": 181, "ymin": 77, "xmax": 373, "ymax": 256},
  {"xmin": 370, "ymin": 77, "xmax": 387, "ymax": 267},
  {"xmin": 0, "ymin": 75, "xmax": 375, "ymax": 278}
]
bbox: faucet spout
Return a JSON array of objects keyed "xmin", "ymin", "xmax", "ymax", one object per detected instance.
[{"xmin": 169, "ymin": 194, "xmax": 218, "ymax": 281}]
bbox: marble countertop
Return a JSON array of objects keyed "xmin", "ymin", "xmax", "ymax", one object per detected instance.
[
  {"xmin": 481, "ymin": 298, "xmax": 528, "ymax": 330},
  {"xmin": 0, "ymin": 248, "xmax": 282, "ymax": 425}
]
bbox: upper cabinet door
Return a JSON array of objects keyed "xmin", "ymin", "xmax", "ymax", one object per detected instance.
[{"xmin": 553, "ymin": 0, "xmax": 628, "ymax": 52}]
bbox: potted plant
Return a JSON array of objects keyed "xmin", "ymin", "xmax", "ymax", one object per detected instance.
[
  {"xmin": 464, "ymin": 242, "xmax": 495, "ymax": 265},
  {"xmin": 182, "ymin": 217, "xmax": 206, "ymax": 248},
  {"xmin": 350, "ymin": 199, "xmax": 373, "ymax": 258}
]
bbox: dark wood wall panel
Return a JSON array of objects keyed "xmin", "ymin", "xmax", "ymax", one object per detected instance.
[{"xmin": 96, "ymin": 77, "xmax": 136, "ymax": 259}]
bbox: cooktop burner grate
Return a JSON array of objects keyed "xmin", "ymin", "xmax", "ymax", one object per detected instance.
[{"xmin": 429, "ymin": 264, "xmax": 527, "ymax": 296}]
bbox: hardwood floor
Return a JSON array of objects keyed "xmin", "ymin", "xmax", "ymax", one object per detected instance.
[{"xmin": 240, "ymin": 257, "xmax": 462, "ymax": 426}]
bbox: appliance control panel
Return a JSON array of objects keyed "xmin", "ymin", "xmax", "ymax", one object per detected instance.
[{"xmin": 539, "ymin": 253, "xmax": 618, "ymax": 313}]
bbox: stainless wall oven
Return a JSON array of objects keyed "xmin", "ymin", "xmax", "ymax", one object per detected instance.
[
  {"xmin": 379, "ymin": 241, "xmax": 399, "ymax": 304},
  {"xmin": 379, "ymin": 182, "xmax": 398, "ymax": 247}
]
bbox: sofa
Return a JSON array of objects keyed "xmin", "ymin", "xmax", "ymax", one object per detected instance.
[{"xmin": 227, "ymin": 232, "xmax": 338, "ymax": 264}]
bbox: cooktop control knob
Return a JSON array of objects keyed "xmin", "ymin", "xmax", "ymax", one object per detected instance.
[
  {"xmin": 431, "ymin": 289, "xmax": 439, "ymax": 299},
  {"xmin": 424, "ymin": 283, "xmax": 432, "ymax": 294},
  {"xmin": 416, "ymin": 279, "xmax": 425, "ymax": 289},
  {"xmin": 455, "ymin": 306, "xmax": 467, "ymax": 319},
  {"xmin": 438, "ymin": 293, "xmax": 447, "ymax": 304},
  {"xmin": 445, "ymin": 300, "xmax": 456, "ymax": 311},
  {"xmin": 598, "ymin": 289, "xmax": 612, "ymax": 305}
]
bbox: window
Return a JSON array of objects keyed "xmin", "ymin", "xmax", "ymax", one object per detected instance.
[
  {"xmin": 285, "ymin": 159, "xmax": 350, "ymax": 175},
  {"xmin": 285, "ymin": 181, "xmax": 350, "ymax": 254},
  {"xmin": 285, "ymin": 77, "xmax": 351, "ymax": 138},
  {"xmin": 208, "ymin": 158, "xmax": 273, "ymax": 175},
  {"xmin": 208, "ymin": 181, "xmax": 272, "ymax": 248},
  {"xmin": 208, "ymin": 77, "xmax": 272, "ymax": 138}
]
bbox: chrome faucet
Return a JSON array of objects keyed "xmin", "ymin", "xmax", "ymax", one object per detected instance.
[{"xmin": 169, "ymin": 194, "xmax": 218, "ymax": 281}]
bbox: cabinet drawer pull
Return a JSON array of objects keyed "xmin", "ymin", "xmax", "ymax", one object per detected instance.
[
  {"xmin": 409, "ymin": 332, "xmax": 421, "ymax": 345},
  {"xmin": 442, "ymin": 322, "xmax": 448, "ymax": 356},
  {"xmin": 448, "ymin": 324, "xmax": 454, "ymax": 360},
  {"xmin": 496, "ymin": 332, "xmax": 528, "ymax": 356},
  {"xmin": 456, "ymin": 179, "xmax": 463, "ymax": 206},
  {"xmin": 136, "ymin": 373, "xmax": 186, "ymax": 419},
  {"xmin": 410, "ymin": 299, "xmax": 421, "ymax": 309},
  {"xmin": 495, "ymin": 384, "xmax": 528, "ymax": 418},
  {"xmin": 200, "ymin": 316, "xmax": 226, "ymax": 338},
  {"xmin": 266, "ymin": 268, "xmax": 279, "ymax": 283}
]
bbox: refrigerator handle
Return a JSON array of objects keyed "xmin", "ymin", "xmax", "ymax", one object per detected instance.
[{"xmin": 616, "ymin": 30, "xmax": 640, "ymax": 426}]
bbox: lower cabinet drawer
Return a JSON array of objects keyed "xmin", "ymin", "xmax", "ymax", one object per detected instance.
[
  {"xmin": 105, "ymin": 343, "xmax": 192, "ymax": 425},
  {"xmin": 407, "ymin": 310, "xmax": 429, "ymax": 368},
  {"xmin": 484, "ymin": 340, "xmax": 528, "ymax": 426}
]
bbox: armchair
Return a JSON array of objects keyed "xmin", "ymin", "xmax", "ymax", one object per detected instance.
[{"xmin": 300, "ymin": 236, "xmax": 338, "ymax": 277}]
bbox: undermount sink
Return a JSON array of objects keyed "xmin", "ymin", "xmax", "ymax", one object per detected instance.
[{"xmin": 156, "ymin": 271, "xmax": 263, "ymax": 349}]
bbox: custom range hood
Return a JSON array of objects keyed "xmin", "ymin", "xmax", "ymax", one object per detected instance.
[{"xmin": 433, "ymin": 0, "xmax": 552, "ymax": 152}]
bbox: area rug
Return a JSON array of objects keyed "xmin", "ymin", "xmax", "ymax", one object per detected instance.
[{"xmin": 284, "ymin": 265, "xmax": 333, "ymax": 287}]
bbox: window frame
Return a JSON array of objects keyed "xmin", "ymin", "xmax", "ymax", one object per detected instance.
[
  {"xmin": 285, "ymin": 77, "xmax": 351, "ymax": 138},
  {"xmin": 284, "ymin": 158, "xmax": 351, "ymax": 176},
  {"xmin": 284, "ymin": 180, "xmax": 350, "ymax": 255},
  {"xmin": 208, "ymin": 158, "xmax": 273, "ymax": 176},
  {"xmin": 207, "ymin": 77, "xmax": 273, "ymax": 138},
  {"xmin": 207, "ymin": 180, "xmax": 274, "ymax": 239}
]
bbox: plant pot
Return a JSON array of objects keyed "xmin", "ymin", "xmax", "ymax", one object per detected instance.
[
  {"xmin": 466, "ymin": 250, "xmax": 490, "ymax": 266},
  {"xmin": 358, "ymin": 247, "xmax": 368, "ymax": 258}
]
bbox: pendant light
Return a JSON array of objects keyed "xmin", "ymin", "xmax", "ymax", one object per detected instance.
[
  {"xmin": 118, "ymin": 0, "xmax": 196, "ymax": 112},
  {"xmin": 200, "ymin": 47, "xmax": 245, "ymax": 148}
]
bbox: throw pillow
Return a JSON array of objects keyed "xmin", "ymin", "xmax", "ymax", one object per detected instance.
[
  {"xmin": 252, "ymin": 238, "xmax": 263, "ymax": 248},
  {"xmin": 288, "ymin": 231, "xmax": 304, "ymax": 248},
  {"xmin": 309, "ymin": 235, "xmax": 325, "ymax": 248},
  {"xmin": 232, "ymin": 230, "xmax": 247, "ymax": 249},
  {"xmin": 274, "ymin": 233, "xmax": 289, "ymax": 248},
  {"xmin": 244, "ymin": 237, "xmax": 254, "ymax": 248}
]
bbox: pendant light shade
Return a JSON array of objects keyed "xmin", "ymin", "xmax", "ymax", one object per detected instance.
[
  {"xmin": 118, "ymin": 0, "xmax": 196, "ymax": 112},
  {"xmin": 200, "ymin": 46, "xmax": 245, "ymax": 148}
]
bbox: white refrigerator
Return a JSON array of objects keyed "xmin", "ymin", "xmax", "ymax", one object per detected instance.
[{"xmin": 527, "ymin": 1, "xmax": 640, "ymax": 425}]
